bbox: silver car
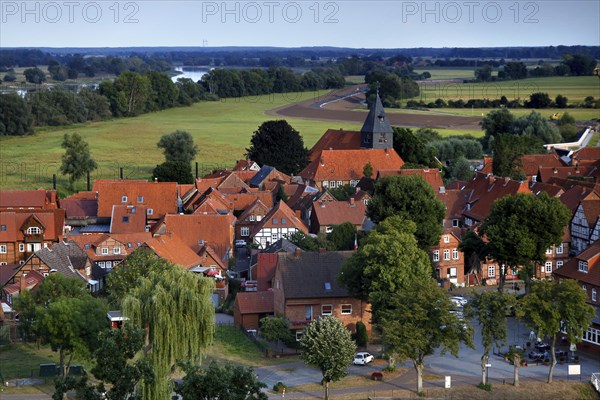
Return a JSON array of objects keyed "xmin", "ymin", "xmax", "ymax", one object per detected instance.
[{"xmin": 353, "ymin": 352, "xmax": 374, "ymax": 365}]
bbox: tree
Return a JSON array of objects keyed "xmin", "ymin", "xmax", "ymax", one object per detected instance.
[
  {"xmin": 491, "ymin": 134, "xmax": 545, "ymax": 179},
  {"xmin": 503, "ymin": 62, "xmax": 528, "ymax": 80},
  {"xmin": 327, "ymin": 222, "xmax": 358, "ymax": 251},
  {"xmin": 122, "ymin": 266, "xmax": 215, "ymax": 400},
  {"xmin": 299, "ymin": 316, "xmax": 356, "ymax": 400},
  {"xmin": 392, "ymin": 127, "xmax": 437, "ymax": 167},
  {"xmin": 554, "ymin": 94, "xmax": 568, "ymax": 108},
  {"xmin": 246, "ymin": 120, "xmax": 309, "ymax": 175},
  {"xmin": 353, "ymin": 321, "xmax": 368, "ymax": 347},
  {"xmin": 60, "ymin": 133, "xmax": 97, "ymax": 189},
  {"xmin": 157, "ymin": 130, "xmax": 198, "ymax": 164},
  {"xmin": 286, "ymin": 231, "xmax": 331, "ymax": 252},
  {"xmin": 518, "ymin": 279, "xmax": 595, "ymax": 383},
  {"xmin": 480, "ymin": 193, "xmax": 571, "ymax": 291},
  {"xmin": 475, "ymin": 64, "xmax": 493, "ymax": 81},
  {"xmin": 260, "ymin": 316, "xmax": 293, "ymax": 352},
  {"xmin": 0, "ymin": 93, "xmax": 33, "ymax": 135},
  {"xmin": 152, "ymin": 161, "xmax": 194, "ymax": 184},
  {"xmin": 175, "ymin": 361, "xmax": 267, "ymax": 400},
  {"xmin": 329, "ymin": 184, "xmax": 355, "ymax": 201},
  {"xmin": 447, "ymin": 156, "xmax": 474, "ymax": 182},
  {"xmin": 24, "ymin": 67, "xmax": 46, "ymax": 83},
  {"xmin": 465, "ymin": 291, "xmax": 515, "ymax": 385},
  {"xmin": 113, "ymin": 71, "xmax": 151, "ymax": 116},
  {"xmin": 339, "ymin": 216, "xmax": 432, "ymax": 320},
  {"xmin": 561, "ymin": 54, "xmax": 596, "ymax": 76},
  {"xmin": 381, "ymin": 278, "xmax": 472, "ymax": 393},
  {"xmin": 526, "ymin": 92, "xmax": 552, "ymax": 108},
  {"xmin": 366, "ymin": 175, "xmax": 445, "ymax": 248},
  {"xmin": 106, "ymin": 247, "xmax": 172, "ymax": 306},
  {"xmin": 146, "ymin": 71, "xmax": 178, "ymax": 110},
  {"xmin": 480, "ymin": 108, "xmax": 515, "ymax": 152},
  {"xmin": 362, "ymin": 162, "xmax": 373, "ymax": 179}
]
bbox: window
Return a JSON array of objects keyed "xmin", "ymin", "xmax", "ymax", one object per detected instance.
[
  {"xmin": 113, "ymin": 247, "xmax": 121, "ymax": 255},
  {"xmin": 122, "ymin": 216, "xmax": 129, "ymax": 223},
  {"xmin": 272, "ymin": 218, "xmax": 278, "ymax": 225},
  {"xmin": 241, "ymin": 227, "xmax": 250, "ymax": 237},
  {"xmin": 137, "ymin": 196, "xmax": 143, "ymax": 203},
  {"xmin": 0, "ymin": 245, "xmax": 6, "ymax": 254},
  {"xmin": 325, "ymin": 226, "xmax": 333, "ymax": 234},
  {"xmin": 545, "ymin": 261, "xmax": 552, "ymax": 273},
  {"xmin": 0, "ymin": 225, "xmax": 5, "ymax": 231},
  {"xmin": 19, "ymin": 243, "xmax": 25, "ymax": 252},
  {"xmin": 341, "ymin": 304, "xmax": 352, "ymax": 315},
  {"xmin": 322, "ymin": 181, "xmax": 328, "ymax": 188},
  {"xmin": 556, "ymin": 244, "xmax": 563, "ymax": 254},
  {"xmin": 433, "ymin": 250, "xmax": 439, "ymax": 262},
  {"xmin": 249, "ymin": 215, "xmax": 255, "ymax": 222},
  {"xmin": 556, "ymin": 261, "xmax": 563, "ymax": 269},
  {"xmin": 579, "ymin": 261, "xmax": 589, "ymax": 273},
  {"xmin": 443, "ymin": 236, "xmax": 450, "ymax": 243},
  {"xmin": 281, "ymin": 218, "xmax": 286, "ymax": 225},
  {"xmin": 447, "ymin": 267, "xmax": 457, "ymax": 278},
  {"xmin": 336, "ymin": 181, "xmax": 343, "ymax": 188},
  {"xmin": 329, "ymin": 181, "xmax": 335, "ymax": 188},
  {"xmin": 256, "ymin": 215, "xmax": 262, "ymax": 221},
  {"xmin": 324, "ymin": 282, "xmax": 332, "ymax": 290},
  {"xmin": 350, "ymin": 180, "xmax": 358, "ymax": 187},
  {"xmin": 296, "ymin": 331, "xmax": 304, "ymax": 341},
  {"xmin": 147, "ymin": 209, "xmax": 154, "ymax": 216},
  {"xmin": 488, "ymin": 265, "xmax": 496, "ymax": 277},
  {"xmin": 101, "ymin": 247, "xmax": 109, "ymax": 255},
  {"xmin": 121, "ymin": 196, "xmax": 128, "ymax": 203},
  {"xmin": 546, "ymin": 247, "xmax": 553, "ymax": 255},
  {"xmin": 363, "ymin": 199, "xmax": 369, "ymax": 205},
  {"xmin": 105, "ymin": 261, "xmax": 112, "ymax": 270},
  {"xmin": 0, "ymin": 262, "xmax": 7, "ymax": 266},
  {"xmin": 26, "ymin": 227, "xmax": 41, "ymax": 235},
  {"xmin": 305, "ymin": 306, "xmax": 312, "ymax": 321},
  {"xmin": 592, "ymin": 288, "xmax": 597, "ymax": 302},
  {"xmin": 452, "ymin": 249, "xmax": 459, "ymax": 260},
  {"xmin": 84, "ymin": 244, "xmax": 91, "ymax": 250},
  {"xmin": 452, "ymin": 219, "xmax": 459, "ymax": 227},
  {"xmin": 98, "ymin": 261, "xmax": 105, "ymax": 268},
  {"xmin": 321, "ymin": 304, "xmax": 333, "ymax": 316},
  {"xmin": 271, "ymin": 233, "xmax": 278, "ymax": 242},
  {"xmin": 443, "ymin": 250, "xmax": 450, "ymax": 261},
  {"xmin": 582, "ymin": 285, "xmax": 587, "ymax": 293}
]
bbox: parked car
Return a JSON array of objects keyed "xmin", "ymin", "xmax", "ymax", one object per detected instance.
[
  {"xmin": 235, "ymin": 240, "xmax": 247, "ymax": 247},
  {"xmin": 450, "ymin": 296, "xmax": 468, "ymax": 307},
  {"xmin": 535, "ymin": 342, "xmax": 551, "ymax": 351},
  {"xmin": 528, "ymin": 351, "xmax": 544, "ymax": 361},
  {"xmin": 353, "ymin": 352, "xmax": 374, "ymax": 365}
]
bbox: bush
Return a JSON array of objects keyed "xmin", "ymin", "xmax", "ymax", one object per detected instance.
[
  {"xmin": 273, "ymin": 381, "xmax": 287, "ymax": 393},
  {"xmin": 354, "ymin": 321, "xmax": 368, "ymax": 347},
  {"xmin": 477, "ymin": 383, "xmax": 492, "ymax": 392}
]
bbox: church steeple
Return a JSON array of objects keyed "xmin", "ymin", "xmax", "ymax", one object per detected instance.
[{"xmin": 360, "ymin": 92, "xmax": 393, "ymax": 149}]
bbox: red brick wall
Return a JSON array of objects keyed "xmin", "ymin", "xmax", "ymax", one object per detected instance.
[
  {"xmin": 285, "ymin": 297, "xmax": 371, "ymax": 335},
  {"xmin": 431, "ymin": 234, "xmax": 465, "ymax": 286}
]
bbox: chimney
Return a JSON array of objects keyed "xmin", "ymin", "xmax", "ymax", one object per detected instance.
[
  {"xmin": 349, "ymin": 197, "xmax": 355, "ymax": 206},
  {"xmin": 553, "ymin": 168, "xmax": 558, "ymax": 174},
  {"xmin": 487, "ymin": 175, "xmax": 495, "ymax": 184},
  {"xmin": 154, "ymin": 177, "xmax": 158, "ymax": 183},
  {"xmin": 294, "ymin": 248, "xmax": 302, "ymax": 258},
  {"xmin": 320, "ymin": 201, "xmax": 325, "ymax": 208},
  {"xmin": 20, "ymin": 273, "xmax": 28, "ymax": 292},
  {"xmin": 384, "ymin": 148, "xmax": 389, "ymax": 155},
  {"xmin": 320, "ymin": 157, "xmax": 325, "ymax": 167}
]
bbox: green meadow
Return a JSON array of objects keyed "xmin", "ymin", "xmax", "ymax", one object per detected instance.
[{"xmin": 0, "ymin": 91, "xmax": 360, "ymax": 191}]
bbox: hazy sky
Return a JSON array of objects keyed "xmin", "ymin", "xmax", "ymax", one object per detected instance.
[{"xmin": 1, "ymin": 0, "xmax": 599, "ymax": 48}]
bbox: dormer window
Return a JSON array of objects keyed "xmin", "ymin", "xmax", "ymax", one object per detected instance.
[
  {"xmin": 443, "ymin": 236, "xmax": 450, "ymax": 243},
  {"xmin": 272, "ymin": 218, "xmax": 278, "ymax": 225},
  {"xmin": 26, "ymin": 227, "xmax": 41, "ymax": 235},
  {"xmin": 122, "ymin": 216, "xmax": 129, "ymax": 223},
  {"xmin": 121, "ymin": 196, "xmax": 128, "ymax": 203},
  {"xmin": 578, "ymin": 261, "xmax": 588, "ymax": 273},
  {"xmin": 249, "ymin": 215, "xmax": 255, "ymax": 222},
  {"xmin": 1, "ymin": 225, "xmax": 5, "ymax": 231},
  {"xmin": 137, "ymin": 196, "xmax": 144, "ymax": 203},
  {"xmin": 147, "ymin": 209, "xmax": 154, "ymax": 216}
]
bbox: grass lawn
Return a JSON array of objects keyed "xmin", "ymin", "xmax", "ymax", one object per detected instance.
[
  {"xmin": 414, "ymin": 68, "xmax": 477, "ymax": 80},
  {"xmin": 286, "ymin": 368, "xmax": 407, "ymax": 393},
  {"xmin": 0, "ymin": 90, "xmax": 360, "ymax": 191},
  {"xmin": 0, "ymin": 343, "xmax": 93, "ymax": 380},
  {"xmin": 208, "ymin": 325, "xmax": 299, "ymax": 367}
]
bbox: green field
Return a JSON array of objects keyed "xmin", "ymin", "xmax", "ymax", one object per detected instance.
[
  {"xmin": 415, "ymin": 76, "xmax": 599, "ymax": 104},
  {"xmin": 0, "ymin": 91, "xmax": 360, "ymax": 191},
  {"xmin": 414, "ymin": 68, "xmax": 477, "ymax": 80},
  {"xmin": 386, "ymin": 106, "xmax": 600, "ymax": 121}
]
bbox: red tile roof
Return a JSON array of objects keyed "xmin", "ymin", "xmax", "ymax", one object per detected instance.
[
  {"xmin": 300, "ymin": 149, "xmax": 404, "ymax": 183},
  {"xmin": 462, "ymin": 172, "xmax": 531, "ymax": 223},
  {"xmin": 0, "ymin": 209, "xmax": 65, "ymax": 243},
  {"xmin": 93, "ymin": 180, "xmax": 178, "ymax": 219},
  {"xmin": 256, "ymin": 253, "xmax": 278, "ymax": 292},
  {"xmin": 308, "ymin": 129, "xmax": 362, "ymax": 162},
  {"xmin": 0, "ymin": 264, "xmax": 20, "ymax": 286},
  {"xmin": 553, "ymin": 240, "xmax": 600, "ymax": 287},
  {"xmin": 60, "ymin": 191, "xmax": 98, "ymax": 219},
  {"xmin": 154, "ymin": 214, "xmax": 235, "ymax": 260},
  {"xmin": 110, "ymin": 205, "xmax": 147, "ymax": 234},
  {"xmin": 195, "ymin": 177, "xmax": 226, "ymax": 193},
  {"xmin": 580, "ymin": 191, "xmax": 600, "ymax": 226},
  {"xmin": 556, "ymin": 185, "xmax": 594, "ymax": 212},
  {"xmin": 436, "ymin": 189, "xmax": 468, "ymax": 221},
  {"xmin": 529, "ymin": 182, "xmax": 564, "ymax": 198},
  {"xmin": 0, "ymin": 189, "xmax": 58, "ymax": 210},
  {"xmin": 386, "ymin": 168, "xmax": 445, "ymax": 192},
  {"xmin": 572, "ymin": 147, "xmax": 600, "ymax": 164},
  {"xmin": 235, "ymin": 291, "xmax": 274, "ymax": 314},
  {"xmin": 520, "ymin": 153, "xmax": 565, "ymax": 176},
  {"xmin": 144, "ymin": 234, "xmax": 204, "ymax": 270},
  {"xmin": 312, "ymin": 200, "xmax": 367, "ymax": 227},
  {"xmin": 538, "ymin": 165, "xmax": 598, "ymax": 183},
  {"xmin": 233, "ymin": 159, "xmax": 260, "ymax": 171},
  {"xmin": 223, "ymin": 192, "xmax": 274, "ymax": 211}
]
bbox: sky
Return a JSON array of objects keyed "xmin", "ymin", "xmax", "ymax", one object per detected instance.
[{"xmin": 1, "ymin": 0, "xmax": 599, "ymax": 48}]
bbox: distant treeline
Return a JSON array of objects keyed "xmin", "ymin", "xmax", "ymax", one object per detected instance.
[{"xmin": 407, "ymin": 94, "xmax": 599, "ymax": 110}]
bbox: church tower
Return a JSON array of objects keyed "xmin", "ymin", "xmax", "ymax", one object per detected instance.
[{"xmin": 360, "ymin": 92, "xmax": 393, "ymax": 149}]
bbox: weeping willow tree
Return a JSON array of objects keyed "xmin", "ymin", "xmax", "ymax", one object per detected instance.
[{"xmin": 122, "ymin": 265, "xmax": 215, "ymax": 400}]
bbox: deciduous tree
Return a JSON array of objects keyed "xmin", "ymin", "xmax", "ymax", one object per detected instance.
[
  {"xmin": 366, "ymin": 175, "xmax": 445, "ymax": 248},
  {"xmin": 60, "ymin": 133, "xmax": 97, "ymax": 189},
  {"xmin": 246, "ymin": 120, "xmax": 309, "ymax": 175},
  {"xmin": 299, "ymin": 316, "xmax": 356, "ymax": 400},
  {"xmin": 518, "ymin": 279, "xmax": 595, "ymax": 383},
  {"xmin": 157, "ymin": 130, "xmax": 198, "ymax": 164}
]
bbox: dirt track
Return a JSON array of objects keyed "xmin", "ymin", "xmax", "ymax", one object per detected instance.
[{"xmin": 267, "ymin": 85, "xmax": 483, "ymax": 131}]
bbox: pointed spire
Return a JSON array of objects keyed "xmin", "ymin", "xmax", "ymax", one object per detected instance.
[{"xmin": 360, "ymin": 92, "xmax": 393, "ymax": 136}]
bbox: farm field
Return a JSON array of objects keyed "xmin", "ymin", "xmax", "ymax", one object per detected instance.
[
  {"xmin": 386, "ymin": 106, "xmax": 600, "ymax": 121},
  {"xmin": 0, "ymin": 90, "xmax": 359, "ymax": 192},
  {"xmin": 414, "ymin": 67, "xmax": 477, "ymax": 80}
]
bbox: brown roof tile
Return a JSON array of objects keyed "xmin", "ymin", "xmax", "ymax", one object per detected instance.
[
  {"xmin": 553, "ymin": 240, "xmax": 600, "ymax": 287},
  {"xmin": 308, "ymin": 129, "xmax": 362, "ymax": 162},
  {"xmin": 93, "ymin": 180, "xmax": 178, "ymax": 219},
  {"xmin": 256, "ymin": 253, "xmax": 278, "ymax": 292},
  {"xmin": 235, "ymin": 291, "xmax": 274, "ymax": 314},
  {"xmin": 520, "ymin": 153, "xmax": 565, "ymax": 176},
  {"xmin": 223, "ymin": 192, "xmax": 274, "ymax": 211},
  {"xmin": 385, "ymin": 168, "xmax": 445, "ymax": 192},
  {"xmin": 538, "ymin": 165, "xmax": 597, "ymax": 183},
  {"xmin": 144, "ymin": 234, "xmax": 204, "ymax": 270},
  {"xmin": 0, "ymin": 209, "xmax": 65, "ymax": 243},
  {"xmin": 300, "ymin": 149, "xmax": 404, "ymax": 183},
  {"xmin": 251, "ymin": 201, "xmax": 308, "ymax": 236},
  {"xmin": 0, "ymin": 189, "xmax": 58, "ymax": 210},
  {"xmin": 60, "ymin": 191, "xmax": 98, "ymax": 219},
  {"xmin": 436, "ymin": 189, "xmax": 468, "ymax": 221},
  {"xmin": 110, "ymin": 205, "xmax": 147, "ymax": 234},
  {"xmin": 312, "ymin": 200, "xmax": 367, "ymax": 227}
]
